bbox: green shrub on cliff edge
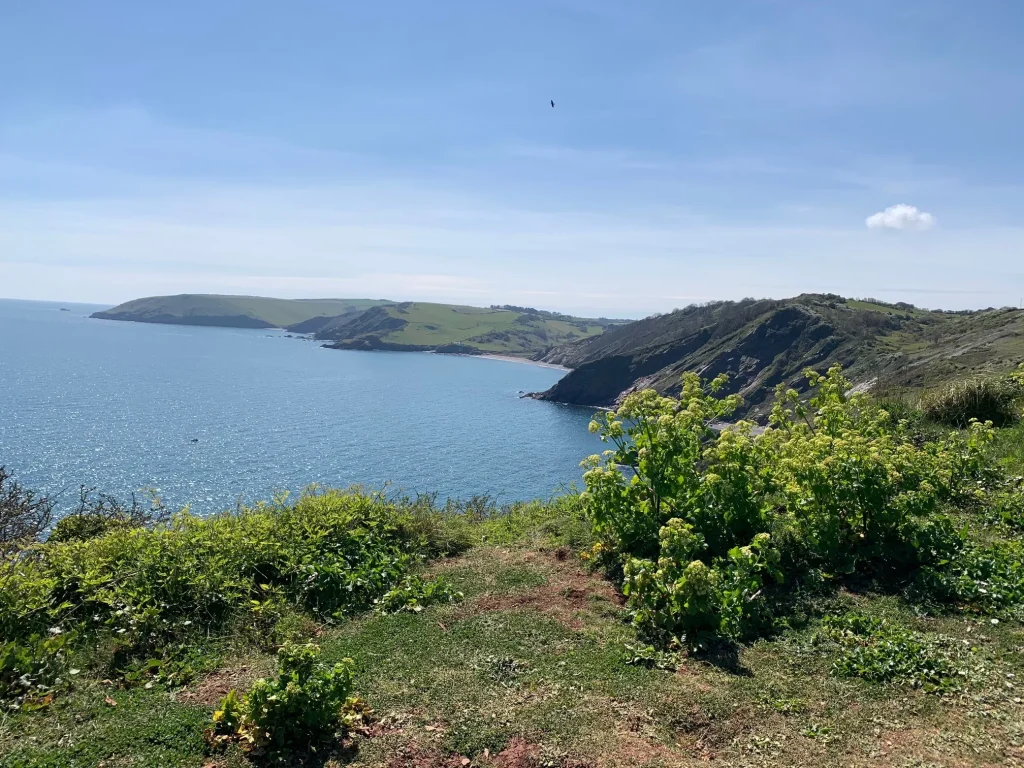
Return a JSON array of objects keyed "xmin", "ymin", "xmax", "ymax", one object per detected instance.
[
  {"xmin": 0, "ymin": 488, "xmax": 459, "ymax": 705},
  {"xmin": 582, "ymin": 365, "xmax": 1020, "ymax": 649}
]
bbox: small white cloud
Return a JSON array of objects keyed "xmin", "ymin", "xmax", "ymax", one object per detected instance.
[{"xmin": 865, "ymin": 204, "xmax": 935, "ymax": 231}]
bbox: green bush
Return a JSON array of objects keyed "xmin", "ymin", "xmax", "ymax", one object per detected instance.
[
  {"xmin": 814, "ymin": 614, "xmax": 978, "ymax": 693},
  {"xmin": 582, "ymin": 366, "xmax": 998, "ymax": 648},
  {"xmin": 0, "ymin": 466, "xmax": 53, "ymax": 558},
  {"xmin": 386, "ymin": 493, "xmax": 478, "ymax": 559},
  {"xmin": 48, "ymin": 487, "xmax": 171, "ymax": 545},
  {"xmin": 921, "ymin": 372, "xmax": 1023, "ymax": 428},
  {"xmin": 49, "ymin": 513, "xmax": 127, "ymax": 543},
  {"xmin": 373, "ymin": 574, "xmax": 463, "ymax": 613},
  {"xmin": 0, "ymin": 633, "xmax": 73, "ymax": 709},
  {"xmin": 210, "ymin": 688, "xmax": 244, "ymax": 739},
  {"xmin": 212, "ymin": 643, "xmax": 357, "ymax": 754},
  {"xmin": 622, "ymin": 526, "xmax": 782, "ymax": 643},
  {"xmin": 0, "ymin": 488, "xmax": 449, "ymax": 697},
  {"xmin": 872, "ymin": 394, "xmax": 923, "ymax": 427},
  {"xmin": 916, "ymin": 539, "xmax": 1024, "ymax": 617},
  {"xmin": 993, "ymin": 482, "xmax": 1024, "ymax": 530}
]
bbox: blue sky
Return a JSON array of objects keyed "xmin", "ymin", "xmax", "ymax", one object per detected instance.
[{"xmin": 2, "ymin": 1, "xmax": 1023, "ymax": 315}]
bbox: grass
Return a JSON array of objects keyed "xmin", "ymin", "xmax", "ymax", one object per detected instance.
[
  {"xmin": 94, "ymin": 296, "xmax": 612, "ymax": 356},
  {"xmin": 921, "ymin": 376, "xmax": 1023, "ymax": 427},
  {"xmin": 0, "ymin": 685, "xmax": 213, "ymax": 767},
  {"xmin": 992, "ymin": 420, "xmax": 1024, "ymax": 475},
  {"xmin": 875, "ymin": 308, "xmax": 1024, "ymax": 393},
  {"xmin": 4, "ymin": 503, "xmax": 1023, "ymax": 767},
  {"xmin": 93, "ymin": 295, "xmax": 392, "ymax": 328},
  {"xmin": 5, "ymin": 545, "xmax": 1022, "ymax": 767},
  {"xmin": 367, "ymin": 302, "xmax": 606, "ymax": 356},
  {"xmin": 843, "ymin": 299, "xmax": 929, "ymax": 318}
]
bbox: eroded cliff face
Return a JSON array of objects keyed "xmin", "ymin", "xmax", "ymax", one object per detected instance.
[
  {"xmin": 533, "ymin": 292, "xmax": 1024, "ymax": 417},
  {"xmin": 528, "ymin": 296, "xmax": 921, "ymax": 421},
  {"xmin": 313, "ymin": 306, "xmax": 408, "ymax": 341}
]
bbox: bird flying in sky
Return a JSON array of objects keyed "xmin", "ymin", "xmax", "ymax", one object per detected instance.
[{"xmin": 550, "ymin": 100, "xmax": 555, "ymax": 108}]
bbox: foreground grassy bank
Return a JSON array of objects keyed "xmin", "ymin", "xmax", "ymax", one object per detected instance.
[
  {"xmin": 2, "ymin": 494, "xmax": 1022, "ymax": 767},
  {"xmin": 2, "ymin": 367, "xmax": 1023, "ymax": 767}
]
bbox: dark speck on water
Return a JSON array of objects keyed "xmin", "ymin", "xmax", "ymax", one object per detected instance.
[{"xmin": 0, "ymin": 299, "xmax": 602, "ymax": 515}]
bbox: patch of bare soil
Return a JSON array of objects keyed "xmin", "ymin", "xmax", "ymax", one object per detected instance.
[
  {"xmin": 380, "ymin": 734, "xmax": 595, "ymax": 768},
  {"xmin": 175, "ymin": 661, "xmax": 271, "ymax": 706},
  {"xmin": 484, "ymin": 739, "xmax": 597, "ymax": 768},
  {"xmin": 841, "ymin": 721, "xmax": 1022, "ymax": 768},
  {"xmin": 458, "ymin": 550, "xmax": 623, "ymax": 629},
  {"xmin": 592, "ymin": 730, "xmax": 692, "ymax": 768},
  {"xmin": 385, "ymin": 743, "xmax": 468, "ymax": 768},
  {"xmin": 487, "ymin": 738, "xmax": 542, "ymax": 767}
]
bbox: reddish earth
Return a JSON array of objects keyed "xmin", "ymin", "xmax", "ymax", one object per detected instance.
[
  {"xmin": 457, "ymin": 550, "xmax": 623, "ymax": 630},
  {"xmin": 175, "ymin": 663, "xmax": 269, "ymax": 706}
]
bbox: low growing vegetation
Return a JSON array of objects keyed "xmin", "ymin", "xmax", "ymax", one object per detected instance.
[
  {"xmin": 0, "ymin": 486, "xmax": 465, "ymax": 710},
  {"xmin": 812, "ymin": 614, "xmax": 980, "ymax": 693},
  {"xmin": 921, "ymin": 365, "xmax": 1024, "ymax": 427},
  {"xmin": 583, "ymin": 365, "xmax": 1022, "ymax": 650},
  {"xmin": 208, "ymin": 642, "xmax": 366, "ymax": 756},
  {"xmin": 1, "ymin": 363, "xmax": 1022, "ymax": 766}
]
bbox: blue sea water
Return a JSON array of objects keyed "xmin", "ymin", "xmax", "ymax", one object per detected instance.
[{"xmin": 0, "ymin": 299, "xmax": 603, "ymax": 515}]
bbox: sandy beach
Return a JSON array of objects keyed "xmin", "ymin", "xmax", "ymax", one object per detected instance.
[{"xmin": 463, "ymin": 353, "xmax": 570, "ymax": 372}]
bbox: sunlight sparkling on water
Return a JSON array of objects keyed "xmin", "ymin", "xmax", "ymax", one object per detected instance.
[{"xmin": 0, "ymin": 300, "xmax": 603, "ymax": 515}]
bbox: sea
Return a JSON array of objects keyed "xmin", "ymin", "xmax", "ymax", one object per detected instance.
[{"xmin": 0, "ymin": 299, "xmax": 603, "ymax": 515}]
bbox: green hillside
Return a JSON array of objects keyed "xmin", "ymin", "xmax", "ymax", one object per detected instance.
[
  {"xmin": 535, "ymin": 294, "xmax": 1024, "ymax": 414},
  {"xmin": 91, "ymin": 295, "xmax": 391, "ymax": 329},
  {"xmin": 316, "ymin": 302, "xmax": 618, "ymax": 357}
]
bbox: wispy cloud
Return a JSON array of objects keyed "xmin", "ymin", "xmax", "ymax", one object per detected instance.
[
  {"xmin": 0, "ymin": 107, "xmax": 363, "ymax": 183},
  {"xmin": 865, "ymin": 204, "xmax": 936, "ymax": 230},
  {"xmin": 2, "ymin": 176, "xmax": 1021, "ymax": 314},
  {"xmin": 0, "ymin": 107, "xmax": 1019, "ymax": 314}
]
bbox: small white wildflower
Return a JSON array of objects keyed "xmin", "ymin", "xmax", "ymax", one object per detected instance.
[
  {"xmin": 991, "ymin": 618, "xmax": 1000, "ymax": 625},
  {"xmin": 48, "ymin": 627, "xmax": 62, "ymax": 636}
]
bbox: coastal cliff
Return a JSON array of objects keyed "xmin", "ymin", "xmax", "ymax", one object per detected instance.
[{"xmin": 532, "ymin": 295, "xmax": 1024, "ymax": 417}]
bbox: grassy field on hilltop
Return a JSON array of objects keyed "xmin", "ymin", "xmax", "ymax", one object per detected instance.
[
  {"xmin": 91, "ymin": 295, "xmax": 616, "ymax": 357},
  {"xmin": 319, "ymin": 302, "xmax": 613, "ymax": 357},
  {"xmin": 537, "ymin": 293, "xmax": 1024, "ymax": 412},
  {"xmin": 2, "ymin": 366, "xmax": 1023, "ymax": 768},
  {"xmin": 92, "ymin": 295, "xmax": 391, "ymax": 329},
  {"xmin": 843, "ymin": 299, "xmax": 929, "ymax": 318}
]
